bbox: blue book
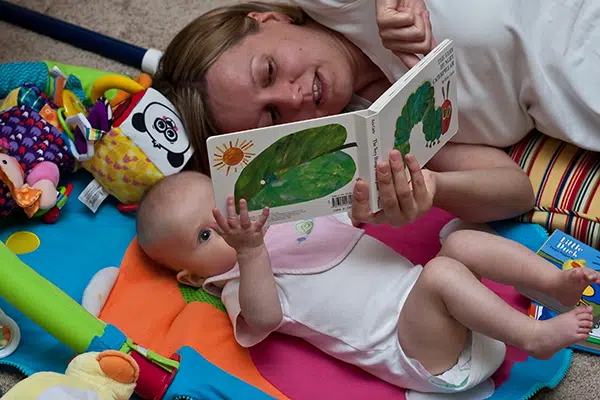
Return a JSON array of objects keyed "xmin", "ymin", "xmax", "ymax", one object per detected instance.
[{"xmin": 521, "ymin": 230, "xmax": 600, "ymax": 355}]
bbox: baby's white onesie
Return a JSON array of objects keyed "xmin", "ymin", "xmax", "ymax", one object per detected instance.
[{"xmin": 204, "ymin": 216, "xmax": 506, "ymax": 393}]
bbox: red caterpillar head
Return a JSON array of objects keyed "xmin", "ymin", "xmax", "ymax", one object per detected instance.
[{"xmin": 441, "ymin": 80, "xmax": 452, "ymax": 134}]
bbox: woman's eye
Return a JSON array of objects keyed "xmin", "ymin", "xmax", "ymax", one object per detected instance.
[
  {"xmin": 268, "ymin": 106, "xmax": 278, "ymax": 124},
  {"xmin": 267, "ymin": 61, "xmax": 274, "ymax": 84},
  {"xmin": 198, "ymin": 229, "xmax": 212, "ymax": 243}
]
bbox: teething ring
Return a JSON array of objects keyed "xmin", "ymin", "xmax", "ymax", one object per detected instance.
[
  {"xmin": 57, "ymin": 108, "xmax": 74, "ymax": 140},
  {"xmin": 91, "ymin": 75, "xmax": 145, "ymax": 103},
  {"xmin": 110, "ymin": 73, "xmax": 152, "ymax": 108}
]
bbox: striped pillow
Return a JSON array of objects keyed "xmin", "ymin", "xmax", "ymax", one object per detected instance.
[{"xmin": 507, "ymin": 130, "xmax": 600, "ymax": 249}]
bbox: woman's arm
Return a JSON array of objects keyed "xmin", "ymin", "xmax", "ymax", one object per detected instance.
[
  {"xmin": 427, "ymin": 142, "xmax": 535, "ymax": 222},
  {"xmin": 350, "ymin": 143, "xmax": 534, "ymax": 227}
]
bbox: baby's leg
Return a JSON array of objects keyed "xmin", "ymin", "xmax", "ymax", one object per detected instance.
[
  {"xmin": 397, "ymin": 257, "xmax": 594, "ymax": 376},
  {"xmin": 440, "ymin": 230, "xmax": 600, "ymax": 308}
]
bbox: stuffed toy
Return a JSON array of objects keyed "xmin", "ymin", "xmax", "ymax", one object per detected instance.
[
  {"xmin": 0, "ymin": 138, "xmax": 59, "ymax": 217},
  {"xmin": 1, "ymin": 63, "xmax": 193, "ymax": 216},
  {"xmin": 68, "ymin": 75, "xmax": 193, "ymax": 211},
  {"xmin": 0, "ymin": 84, "xmax": 76, "ymax": 219},
  {"xmin": 1, "ymin": 350, "xmax": 140, "ymax": 400}
]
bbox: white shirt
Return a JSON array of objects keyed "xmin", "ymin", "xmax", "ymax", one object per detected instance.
[{"xmin": 292, "ymin": 0, "xmax": 600, "ymax": 151}]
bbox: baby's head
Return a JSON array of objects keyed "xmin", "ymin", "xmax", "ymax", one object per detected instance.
[{"xmin": 136, "ymin": 171, "xmax": 237, "ymax": 287}]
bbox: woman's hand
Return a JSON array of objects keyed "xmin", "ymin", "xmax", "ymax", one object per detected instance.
[
  {"xmin": 376, "ymin": 0, "xmax": 436, "ymax": 68},
  {"xmin": 351, "ymin": 150, "xmax": 436, "ymax": 227}
]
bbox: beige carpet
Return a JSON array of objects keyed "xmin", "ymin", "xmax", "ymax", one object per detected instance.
[{"xmin": 1, "ymin": 0, "xmax": 598, "ymax": 398}]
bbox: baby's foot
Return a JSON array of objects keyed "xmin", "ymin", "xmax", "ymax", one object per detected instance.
[
  {"xmin": 526, "ymin": 306, "xmax": 594, "ymax": 360},
  {"xmin": 553, "ymin": 267, "xmax": 600, "ymax": 307}
]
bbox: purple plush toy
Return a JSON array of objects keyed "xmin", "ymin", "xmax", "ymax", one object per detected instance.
[{"xmin": 0, "ymin": 85, "xmax": 75, "ymax": 217}]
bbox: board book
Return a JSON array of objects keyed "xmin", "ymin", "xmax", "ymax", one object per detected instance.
[
  {"xmin": 520, "ymin": 230, "xmax": 600, "ymax": 354},
  {"xmin": 208, "ymin": 40, "xmax": 458, "ymax": 225}
]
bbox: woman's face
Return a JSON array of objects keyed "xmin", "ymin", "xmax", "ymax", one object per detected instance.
[{"xmin": 204, "ymin": 12, "xmax": 357, "ymax": 134}]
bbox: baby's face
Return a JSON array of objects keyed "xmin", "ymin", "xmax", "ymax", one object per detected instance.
[{"xmin": 152, "ymin": 181, "xmax": 237, "ymax": 281}]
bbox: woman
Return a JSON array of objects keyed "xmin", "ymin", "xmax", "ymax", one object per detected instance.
[{"xmin": 154, "ymin": 1, "xmax": 600, "ymax": 227}]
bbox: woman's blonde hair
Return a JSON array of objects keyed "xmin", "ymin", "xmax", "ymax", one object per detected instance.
[{"xmin": 153, "ymin": 2, "xmax": 308, "ymax": 175}]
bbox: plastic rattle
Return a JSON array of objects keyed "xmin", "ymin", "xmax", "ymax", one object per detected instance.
[{"xmin": 0, "ymin": 308, "xmax": 20, "ymax": 359}]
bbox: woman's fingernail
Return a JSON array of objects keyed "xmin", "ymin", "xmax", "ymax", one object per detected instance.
[
  {"xmin": 390, "ymin": 151, "xmax": 401, "ymax": 162},
  {"xmin": 379, "ymin": 164, "xmax": 390, "ymax": 175}
]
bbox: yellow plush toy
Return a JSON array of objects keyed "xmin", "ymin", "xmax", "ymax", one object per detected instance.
[
  {"xmin": 2, "ymin": 350, "xmax": 139, "ymax": 400},
  {"xmin": 65, "ymin": 75, "xmax": 193, "ymax": 212}
]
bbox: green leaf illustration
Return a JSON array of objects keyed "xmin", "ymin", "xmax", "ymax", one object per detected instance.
[
  {"xmin": 235, "ymin": 124, "xmax": 356, "ymax": 211},
  {"xmin": 246, "ymin": 151, "xmax": 356, "ymax": 211}
]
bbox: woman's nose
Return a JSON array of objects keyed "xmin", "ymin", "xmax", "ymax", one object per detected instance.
[{"xmin": 272, "ymin": 81, "xmax": 306, "ymax": 110}]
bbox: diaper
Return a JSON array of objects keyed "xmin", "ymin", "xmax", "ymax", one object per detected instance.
[{"xmin": 397, "ymin": 331, "xmax": 506, "ymax": 394}]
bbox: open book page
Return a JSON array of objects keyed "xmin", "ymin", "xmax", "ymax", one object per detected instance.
[
  {"xmin": 376, "ymin": 40, "xmax": 457, "ymax": 173},
  {"xmin": 361, "ymin": 40, "xmax": 458, "ymax": 212},
  {"xmin": 208, "ymin": 112, "xmax": 366, "ymax": 225}
]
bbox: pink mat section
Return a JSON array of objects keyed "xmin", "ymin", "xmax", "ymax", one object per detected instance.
[{"xmin": 249, "ymin": 208, "xmax": 530, "ymax": 399}]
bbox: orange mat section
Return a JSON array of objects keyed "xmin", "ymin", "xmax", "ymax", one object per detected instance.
[{"xmin": 99, "ymin": 237, "xmax": 288, "ymax": 399}]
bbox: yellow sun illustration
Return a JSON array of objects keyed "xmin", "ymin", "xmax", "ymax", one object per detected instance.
[{"xmin": 213, "ymin": 139, "xmax": 256, "ymax": 176}]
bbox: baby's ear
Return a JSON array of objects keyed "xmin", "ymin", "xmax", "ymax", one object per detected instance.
[{"xmin": 176, "ymin": 270, "xmax": 205, "ymax": 287}]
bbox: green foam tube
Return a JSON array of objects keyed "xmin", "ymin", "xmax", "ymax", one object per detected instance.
[{"xmin": 0, "ymin": 241, "xmax": 106, "ymax": 353}]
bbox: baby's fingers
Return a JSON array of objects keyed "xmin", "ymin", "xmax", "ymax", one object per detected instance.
[
  {"xmin": 239, "ymin": 199, "xmax": 251, "ymax": 229},
  {"xmin": 225, "ymin": 195, "xmax": 241, "ymax": 228},
  {"xmin": 256, "ymin": 207, "xmax": 270, "ymax": 228},
  {"xmin": 212, "ymin": 208, "xmax": 231, "ymax": 234}
]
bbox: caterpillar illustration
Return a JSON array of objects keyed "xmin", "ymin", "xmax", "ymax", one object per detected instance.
[{"xmin": 394, "ymin": 79, "xmax": 453, "ymax": 156}]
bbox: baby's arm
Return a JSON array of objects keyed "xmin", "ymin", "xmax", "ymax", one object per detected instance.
[
  {"xmin": 236, "ymin": 245, "xmax": 282, "ymax": 333},
  {"xmin": 213, "ymin": 196, "xmax": 282, "ymax": 335}
]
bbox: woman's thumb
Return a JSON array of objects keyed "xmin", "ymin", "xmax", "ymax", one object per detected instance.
[{"xmin": 397, "ymin": 52, "xmax": 421, "ymax": 69}]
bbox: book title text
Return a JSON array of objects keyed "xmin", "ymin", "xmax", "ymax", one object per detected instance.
[{"xmin": 554, "ymin": 236, "xmax": 584, "ymax": 258}]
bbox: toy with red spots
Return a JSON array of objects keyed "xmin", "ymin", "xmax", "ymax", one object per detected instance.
[{"xmin": 0, "ymin": 84, "xmax": 75, "ymax": 221}]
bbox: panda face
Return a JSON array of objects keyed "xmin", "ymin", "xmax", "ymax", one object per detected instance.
[
  {"xmin": 153, "ymin": 116, "xmax": 178, "ymax": 142},
  {"xmin": 139, "ymin": 102, "xmax": 189, "ymax": 154},
  {"xmin": 131, "ymin": 102, "xmax": 191, "ymax": 169}
]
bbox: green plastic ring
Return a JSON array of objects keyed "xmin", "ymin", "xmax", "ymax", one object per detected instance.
[{"xmin": 57, "ymin": 108, "xmax": 74, "ymax": 141}]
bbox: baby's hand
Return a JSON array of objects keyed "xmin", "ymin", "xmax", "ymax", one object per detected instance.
[{"xmin": 213, "ymin": 195, "xmax": 270, "ymax": 254}]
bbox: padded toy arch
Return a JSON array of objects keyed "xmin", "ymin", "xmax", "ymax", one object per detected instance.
[
  {"xmin": 0, "ymin": 241, "xmax": 274, "ymax": 399},
  {"xmin": 0, "ymin": 242, "xmax": 105, "ymax": 353}
]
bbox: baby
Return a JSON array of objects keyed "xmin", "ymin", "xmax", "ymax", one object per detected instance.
[{"xmin": 137, "ymin": 171, "xmax": 597, "ymax": 394}]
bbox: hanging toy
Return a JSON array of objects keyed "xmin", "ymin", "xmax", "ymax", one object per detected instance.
[
  {"xmin": 0, "ymin": 66, "xmax": 79, "ymax": 221},
  {"xmin": 63, "ymin": 74, "xmax": 193, "ymax": 213}
]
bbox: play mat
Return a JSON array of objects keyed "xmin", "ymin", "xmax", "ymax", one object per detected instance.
[{"xmin": 0, "ymin": 60, "xmax": 582, "ymax": 399}]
